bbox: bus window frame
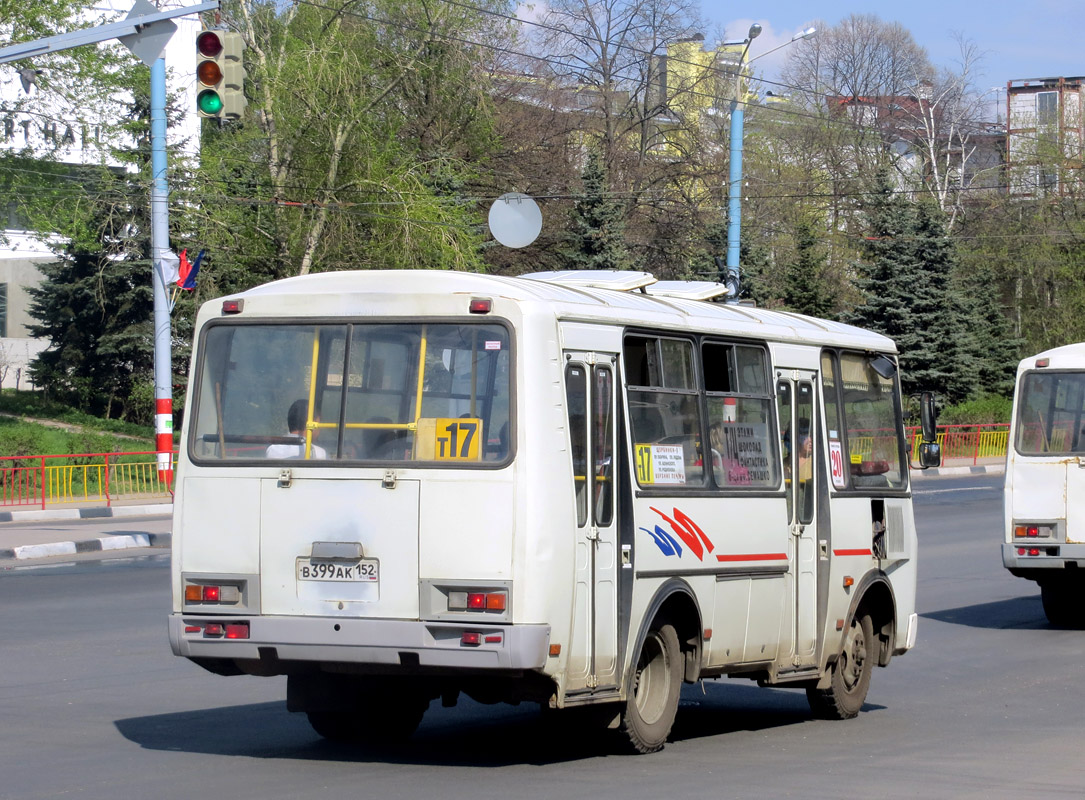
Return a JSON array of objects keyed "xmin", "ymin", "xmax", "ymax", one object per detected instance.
[
  {"xmin": 820, "ymin": 347, "xmax": 910, "ymax": 496},
  {"xmin": 187, "ymin": 315, "xmax": 516, "ymax": 470},
  {"xmin": 1013, "ymin": 368, "xmax": 1085, "ymax": 456},
  {"xmin": 625, "ymin": 329, "xmax": 783, "ymax": 497}
]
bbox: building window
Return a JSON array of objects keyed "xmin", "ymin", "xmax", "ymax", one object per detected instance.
[{"xmin": 1037, "ymin": 91, "xmax": 1058, "ymax": 127}]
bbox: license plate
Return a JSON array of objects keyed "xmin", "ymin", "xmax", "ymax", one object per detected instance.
[{"xmin": 296, "ymin": 558, "xmax": 379, "ymax": 582}]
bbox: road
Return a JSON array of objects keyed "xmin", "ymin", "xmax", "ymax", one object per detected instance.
[{"xmin": 2, "ymin": 473, "xmax": 1083, "ymax": 799}]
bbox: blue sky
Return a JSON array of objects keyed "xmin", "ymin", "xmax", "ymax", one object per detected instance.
[{"xmin": 707, "ymin": 0, "xmax": 1082, "ymax": 114}]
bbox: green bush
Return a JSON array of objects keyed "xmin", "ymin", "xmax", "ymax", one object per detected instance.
[{"xmin": 938, "ymin": 394, "xmax": 1013, "ymax": 426}]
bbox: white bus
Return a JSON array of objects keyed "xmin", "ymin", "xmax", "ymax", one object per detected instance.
[
  {"xmin": 1004, "ymin": 343, "xmax": 1085, "ymax": 627},
  {"xmin": 169, "ymin": 269, "xmax": 938, "ymax": 752}
]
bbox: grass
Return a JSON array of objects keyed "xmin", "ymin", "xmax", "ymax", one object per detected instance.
[{"xmin": 0, "ymin": 390, "xmax": 157, "ymax": 458}]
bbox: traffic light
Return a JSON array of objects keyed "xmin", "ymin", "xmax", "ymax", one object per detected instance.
[{"xmin": 196, "ymin": 29, "xmax": 247, "ymax": 120}]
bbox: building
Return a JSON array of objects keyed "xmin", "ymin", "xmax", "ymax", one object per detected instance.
[{"xmin": 1006, "ymin": 76, "xmax": 1085, "ymax": 197}]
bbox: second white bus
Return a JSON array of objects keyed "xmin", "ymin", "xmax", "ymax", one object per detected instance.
[
  {"xmin": 1004, "ymin": 343, "xmax": 1085, "ymax": 627},
  {"xmin": 169, "ymin": 269, "xmax": 937, "ymax": 752}
]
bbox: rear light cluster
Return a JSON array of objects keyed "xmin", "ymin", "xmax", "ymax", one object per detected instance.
[
  {"xmin": 1016, "ymin": 546, "xmax": 1059, "ymax": 557},
  {"xmin": 184, "ymin": 582, "xmax": 241, "ymax": 604},
  {"xmin": 448, "ymin": 591, "xmax": 507, "ymax": 612},
  {"xmin": 184, "ymin": 621, "xmax": 250, "ymax": 639}
]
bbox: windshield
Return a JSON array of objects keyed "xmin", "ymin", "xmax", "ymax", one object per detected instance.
[
  {"xmin": 1015, "ymin": 371, "xmax": 1085, "ymax": 454},
  {"xmin": 190, "ymin": 322, "xmax": 511, "ymax": 465}
]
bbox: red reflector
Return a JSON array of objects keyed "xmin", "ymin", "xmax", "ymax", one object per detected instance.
[
  {"xmin": 1028, "ymin": 548, "xmax": 1040, "ymax": 557},
  {"xmin": 461, "ymin": 632, "xmax": 481, "ymax": 646},
  {"xmin": 185, "ymin": 626, "xmax": 202, "ymax": 634},
  {"xmin": 484, "ymin": 634, "xmax": 503, "ymax": 644},
  {"xmin": 202, "ymin": 585, "xmax": 220, "ymax": 602},
  {"xmin": 467, "ymin": 593, "xmax": 486, "ymax": 609},
  {"xmin": 221, "ymin": 299, "xmax": 243, "ymax": 314},
  {"xmin": 225, "ymin": 623, "xmax": 250, "ymax": 640},
  {"xmin": 469, "ymin": 297, "xmax": 492, "ymax": 314},
  {"xmin": 486, "ymin": 593, "xmax": 506, "ymax": 611},
  {"xmin": 204, "ymin": 623, "xmax": 224, "ymax": 636},
  {"xmin": 1017, "ymin": 547, "xmax": 1026, "ymax": 555}
]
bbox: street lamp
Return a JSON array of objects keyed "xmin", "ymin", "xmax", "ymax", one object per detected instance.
[{"xmin": 722, "ymin": 24, "xmax": 816, "ymax": 302}]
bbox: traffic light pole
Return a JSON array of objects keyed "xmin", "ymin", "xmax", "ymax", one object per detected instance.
[
  {"xmin": 0, "ymin": 0, "xmax": 219, "ymax": 484},
  {"xmin": 150, "ymin": 57, "xmax": 175, "ymax": 484}
]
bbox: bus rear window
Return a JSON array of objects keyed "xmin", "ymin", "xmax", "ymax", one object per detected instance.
[
  {"xmin": 190, "ymin": 322, "xmax": 511, "ymax": 465},
  {"xmin": 1015, "ymin": 371, "xmax": 1085, "ymax": 454}
]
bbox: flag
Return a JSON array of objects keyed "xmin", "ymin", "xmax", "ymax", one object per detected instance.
[
  {"xmin": 179, "ymin": 249, "xmax": 204, "ymax": 291},
  {"xmin": 176, "ymin": 249, "xmax": 189, "ymax": 286}
]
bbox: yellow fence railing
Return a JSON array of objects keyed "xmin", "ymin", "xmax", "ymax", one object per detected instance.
[{"xmin": 0, "ymin": 451, "xmax": 176, "ymax": 509}]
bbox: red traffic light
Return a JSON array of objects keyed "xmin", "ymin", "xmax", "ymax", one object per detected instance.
[{"xmin": 196, "ymin": 30, "xmax": 223, "ymax": 57}]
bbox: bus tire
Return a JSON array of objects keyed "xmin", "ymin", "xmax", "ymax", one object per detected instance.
[
  {"xmin": 807, "ymin": 612, "xmax": 874, "ymax": 720},
  {"xmin": 621, "ymin": 620, "xmax": 682, "ymax": 754},
  {"xmin": 1040, "ymin": 581, "xmax": 1085, "ymax": 628}
]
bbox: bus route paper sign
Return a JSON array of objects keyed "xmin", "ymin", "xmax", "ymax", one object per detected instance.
[
  {"xmin": 634, "ymin": 444, "xmax": 686, "ymax": 485},
  {"xmin": 829, "ymin": 439, "xmax": 846, "ymax": 488}
]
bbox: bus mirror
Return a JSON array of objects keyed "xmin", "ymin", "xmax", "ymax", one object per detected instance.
[
  {"xmin": 919, "ymin": 392, "xmax": 937, "ymax": 443},
  {"xmin": 918, "ymin": 441, "xmax": 941, "ymax": 469}
]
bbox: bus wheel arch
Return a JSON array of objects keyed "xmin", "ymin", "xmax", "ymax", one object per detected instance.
[
  {"xmin": 620, "ymin": 582, "xmax": 702, "ymax": 753},
  {"xmin": 807, "ymin": 572, "xmax": 894, "ymax": 720}
]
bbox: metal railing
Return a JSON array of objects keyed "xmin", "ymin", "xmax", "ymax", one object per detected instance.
[
  {"xmin": 0, "ymin": 450, "xmax": 176, "ymax": 509},
  {"xmin": 907, "ymin": 423, "xmax": 1009, "ymax": 467}
]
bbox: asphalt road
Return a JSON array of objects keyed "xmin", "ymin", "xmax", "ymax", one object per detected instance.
[{"xmin": 2, "ymin": 473, "xmax": 1083, "ymax": 799}]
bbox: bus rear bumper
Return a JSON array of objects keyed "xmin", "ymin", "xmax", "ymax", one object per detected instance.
[
  {"xmin": 168, "ymin": 614, "xmax": 551, "ymax": 672},
  {"xmin": 1002, "ymin": 542, "xmax": 1085, "ymax": 578}
]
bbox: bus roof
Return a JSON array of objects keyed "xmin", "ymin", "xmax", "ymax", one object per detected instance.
[
  {"xmin": 218, "ymin": 269, "xmax": 897, "ymax": 353},
  {"xmin": 1018, "ymin": 342, "xmax": 1085, "ymax": 372}
]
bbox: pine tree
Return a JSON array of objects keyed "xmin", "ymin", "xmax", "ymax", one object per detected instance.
[
  {"xmin": 782, "ymin": 218, "xmax": 835, "ymax": 318},
  {"xmin": 564, "ymin": 150, "xmax": 630, "ymax": 271},
  {"xmin": 956, "ymin": 263, "xmax": 1022, "ymax": 397},
  {"xmin": 846, "ymin": 170, "xmax": 971, "ymax": 402}
]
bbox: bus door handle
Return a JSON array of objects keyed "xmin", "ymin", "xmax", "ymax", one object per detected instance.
[{"xmin": 791, "ymin": 522, "xmax": 805, "ymax": 537}]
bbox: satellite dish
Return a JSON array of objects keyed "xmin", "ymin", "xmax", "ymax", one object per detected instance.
[{"xmin": 488, "ymin": 193, "xmax": 542, "ymax": 248}]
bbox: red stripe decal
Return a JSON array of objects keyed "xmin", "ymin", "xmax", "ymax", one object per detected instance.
[
  {"xmin": 156, "ymin": 398, "xmax": 172, "ymax": 415},
  {"xmin": 833, "ymin": 548, "xmax": 873, "ymax": 557},
  {"xmin": 715, "ymin": 552, "xmax": 788, "ymax": 562}
]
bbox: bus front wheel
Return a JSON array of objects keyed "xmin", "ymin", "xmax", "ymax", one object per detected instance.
[
  {"xmin": 807, "ymin": 612, "xmax": 874, "ymax": 720},
  {"xmin": 621, "ymin": 620, "xmax": 682, "ymax": 754}
]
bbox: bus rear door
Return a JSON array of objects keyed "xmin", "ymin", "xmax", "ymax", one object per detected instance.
[{"xmin": 564, "ymin": 352, "xmax": 620, "ymax": 693}]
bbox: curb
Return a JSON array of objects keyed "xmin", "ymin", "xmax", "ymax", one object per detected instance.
[
  {"xmin": 0, "ymin": 532, "xmax": 172, "ymax": 562},
  {"xmin": 912, "ymin": 464, "xmax": 1005, "ymax": 478},
  {"xmin": 0, "ymin": 503, "xmax": 172, "ymax": 525},
  {"xmin": 0, "ymin": 503, "xmax": 173, "ymax": 563}
]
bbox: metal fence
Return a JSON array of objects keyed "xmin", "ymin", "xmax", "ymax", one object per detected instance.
[
  {"xmin": 0, "ymin": 450, "xmax": 176, "ymax": 509},
  {"xmin": 906, "ymin": 423, "xmax": 1009, "ymax": 467}
]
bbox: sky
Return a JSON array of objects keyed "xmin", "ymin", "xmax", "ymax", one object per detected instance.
[{"xmin": 707, "ymin": 0, "xmax": 1082, "ymax": 119}]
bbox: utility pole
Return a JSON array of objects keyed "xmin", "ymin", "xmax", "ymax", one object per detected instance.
[{"xmin": 0, "ymin": 0, "xmax": 219, "ymax": 484}]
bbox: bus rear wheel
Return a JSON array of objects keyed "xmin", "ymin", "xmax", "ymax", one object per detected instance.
[
  {"xmin": 1040, "ymin": 581, "xmax": 1085, "ymax": 628},
  {"xmin": 807, "ymin": 612, "xmax": 874, "ymax": 720},
  {"xmin": 620, "ymin": 620, "xmax": 681, "ymax": 754}
]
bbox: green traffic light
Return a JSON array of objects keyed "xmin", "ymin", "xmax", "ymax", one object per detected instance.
[{"xmin": 198, "ymin": 89, "xmax": 223, "ymax": 115}]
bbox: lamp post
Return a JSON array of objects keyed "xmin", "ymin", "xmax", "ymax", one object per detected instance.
[{"xmin": 722, "ymin": 25, "xmax": 816, "ymax": 302}]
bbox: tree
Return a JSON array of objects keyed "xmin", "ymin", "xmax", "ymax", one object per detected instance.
[
  {"xmin": 184, "ymin": 0, "xmax": 507, "ymax": 293},
  {"xmin": 846, "ymin": 170, "xmax": 971, "ymax": 402},
  {"xmin": 782, "ymin": 218, "xmax": 835, "ymax": 317},
  {"xmin": 564, "ymin": 150, "xmax": 630, "ymax": 270}
]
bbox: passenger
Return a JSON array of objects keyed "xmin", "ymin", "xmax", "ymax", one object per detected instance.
[{"xmin": 266, "ymin": 399, "xmax": 328, "ymax": 459}]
